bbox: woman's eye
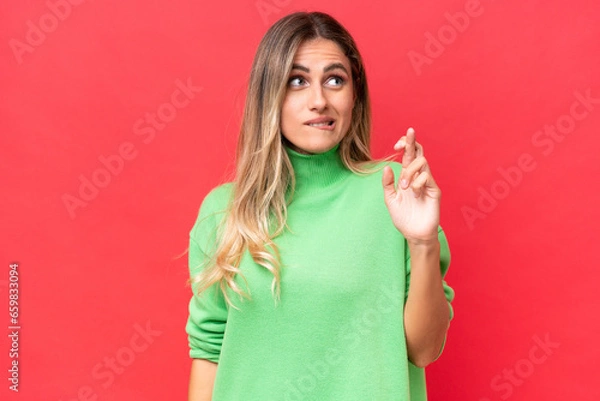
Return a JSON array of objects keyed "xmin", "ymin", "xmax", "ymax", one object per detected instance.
[
  {"xmin": 327, "ymin": 76, "xmax": 345, "ymax": 86},
  {"xmin": 288, "ymin": 76, "xmax": 305, "ymax": 87},
  {"xmin": 288, "ymin": 75, "xmax": 346, "ymax": 88}
]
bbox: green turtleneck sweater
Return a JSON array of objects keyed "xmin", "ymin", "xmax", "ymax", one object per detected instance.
[{"xmin": 186, "ymin": 143, "xmax": 455, "ymax": 400}]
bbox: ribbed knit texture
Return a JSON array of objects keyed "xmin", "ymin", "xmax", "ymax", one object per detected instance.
[{"xmin": 186, "ymin": 142, "xmax": 454, "ymax": 401}]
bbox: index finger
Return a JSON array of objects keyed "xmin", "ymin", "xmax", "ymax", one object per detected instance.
[{"xmin": 402, "ymin": 127, "xmax": 416, "ymax": 168}]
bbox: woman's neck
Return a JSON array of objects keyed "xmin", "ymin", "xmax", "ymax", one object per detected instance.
[{"xmin": 283, "ymin": 141, "xmax": 352, "ymax": 195}]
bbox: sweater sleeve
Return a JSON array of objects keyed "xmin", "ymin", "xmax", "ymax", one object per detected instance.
[
  {"xmin": 404, "ymin": 225, "xmax": 455, "ymax": 360},
  {"xmin": 185, "ymin": 186, "xmax": 231, "ymax": 362},
  {"xmin": 437, "ymin": 226, "xmax": 455, "ymax": 321}
]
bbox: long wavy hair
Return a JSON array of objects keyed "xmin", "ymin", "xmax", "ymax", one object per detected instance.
[{"xmin": 189, "ymin": 11, "xmax": 392, "ymax": 307}]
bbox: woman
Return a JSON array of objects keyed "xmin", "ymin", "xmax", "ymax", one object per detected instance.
[{"xmin": 186, "ymin": 11, "xmax": 454, "ymax": 401}]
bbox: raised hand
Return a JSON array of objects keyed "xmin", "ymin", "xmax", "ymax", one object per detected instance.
[{"xmin": 382, "ymin": 127, "xmax": 441, "ymax": 244}]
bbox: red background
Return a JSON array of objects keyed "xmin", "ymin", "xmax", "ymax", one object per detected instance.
[{"xmin": 2, "ymin": 0, "xmax": 599, "ymax": 400}]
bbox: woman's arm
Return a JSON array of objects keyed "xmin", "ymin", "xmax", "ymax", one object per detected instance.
[
  {"xmin": 403, "ymin": 239, "xmax": 450, "ymax": 368},
  {"xmin": 382, "ymin": 127, "xmax": 453, "ymax": 367},
  {"xmin": 188, "ymin": 358, "xmax": 217, "ymax": 401}
]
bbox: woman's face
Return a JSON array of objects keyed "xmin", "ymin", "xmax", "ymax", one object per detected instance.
[{"xmin": 280, "ymin": 38, "xmax": 355, "ymax": 155}]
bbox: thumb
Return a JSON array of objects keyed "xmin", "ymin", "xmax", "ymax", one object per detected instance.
[{"xmin": 382, "ymin": 166, "xmax": 399, "ymax": 204}]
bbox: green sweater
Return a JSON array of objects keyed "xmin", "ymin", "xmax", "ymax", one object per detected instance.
[{"xmin": 186, "ymin": 142, "xmax": 455, "ymax": 400}]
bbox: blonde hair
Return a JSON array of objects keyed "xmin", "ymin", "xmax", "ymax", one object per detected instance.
[{"xmin": 189, "ymin": 11, "xmax": 394, "ymax": 307}]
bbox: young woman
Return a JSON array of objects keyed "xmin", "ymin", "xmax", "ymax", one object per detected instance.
[{"xmin": 186, "ymin": 11, "xmax": 454, "ymax": 401}]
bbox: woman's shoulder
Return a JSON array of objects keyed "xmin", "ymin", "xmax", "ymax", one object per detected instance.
[
  {"xmin": 191, "ymin": 182, "xmax": 233, "ymax": 228},
  {"xmin": 203, "ymin": 182, "xmax": 234, "ymax": 205}
]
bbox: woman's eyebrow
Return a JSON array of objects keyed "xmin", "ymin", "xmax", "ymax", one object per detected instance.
[{"xmin": 291, "ymin": 62, "xmax": 349, "ymax": 74}]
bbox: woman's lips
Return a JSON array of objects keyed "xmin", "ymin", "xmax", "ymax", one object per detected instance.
[{"xmin": 306, "ymin": 121, "xmax": 336, "ymax": 131}]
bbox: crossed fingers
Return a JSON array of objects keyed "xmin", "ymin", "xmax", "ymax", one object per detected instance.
[
  {"xmin": 394, "ymin": 127, "xmax": 432, "ymax": 197},
  {"xmin": 394, "ymin": 127, "xmax": 424, "ymax": 167}
]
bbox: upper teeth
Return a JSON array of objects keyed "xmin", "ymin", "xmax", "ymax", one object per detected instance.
[{"xmin": 309, "ymin": 122, "xmax": 332, "ymax": 126}]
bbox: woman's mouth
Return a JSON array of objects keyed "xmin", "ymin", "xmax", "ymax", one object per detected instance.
[{"xmin": 306, "ymin": 120, "xmax": 335, "ymax": 130}]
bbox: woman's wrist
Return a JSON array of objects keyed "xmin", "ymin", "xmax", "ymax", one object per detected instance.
[{"xmin": 406, "ymin": 235, "xmax": 440, "ymax": 250}]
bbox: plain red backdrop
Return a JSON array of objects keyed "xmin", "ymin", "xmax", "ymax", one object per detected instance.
[{"xmin": 1, "ymin": 0, "xmax": 599, "ymax": 400}]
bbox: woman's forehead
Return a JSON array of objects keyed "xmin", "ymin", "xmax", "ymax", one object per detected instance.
[{"xmin": 292, "ymin": 39, "xmax": 351, "ymax": 71}]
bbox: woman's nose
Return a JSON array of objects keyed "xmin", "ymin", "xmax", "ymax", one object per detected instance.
[{"xmin": 308, "ymin": 85, "xmax": 327, "ymax": 111}]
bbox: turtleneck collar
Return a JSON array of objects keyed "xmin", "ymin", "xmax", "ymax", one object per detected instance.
[{"xmin": 284, "ymin": 142, "xmax": 352, "ymax": 194}]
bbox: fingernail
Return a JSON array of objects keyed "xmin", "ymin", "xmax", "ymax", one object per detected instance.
[{"xmin": 401, "ymin": 179, "xmax": 408, "ymax": 189}]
